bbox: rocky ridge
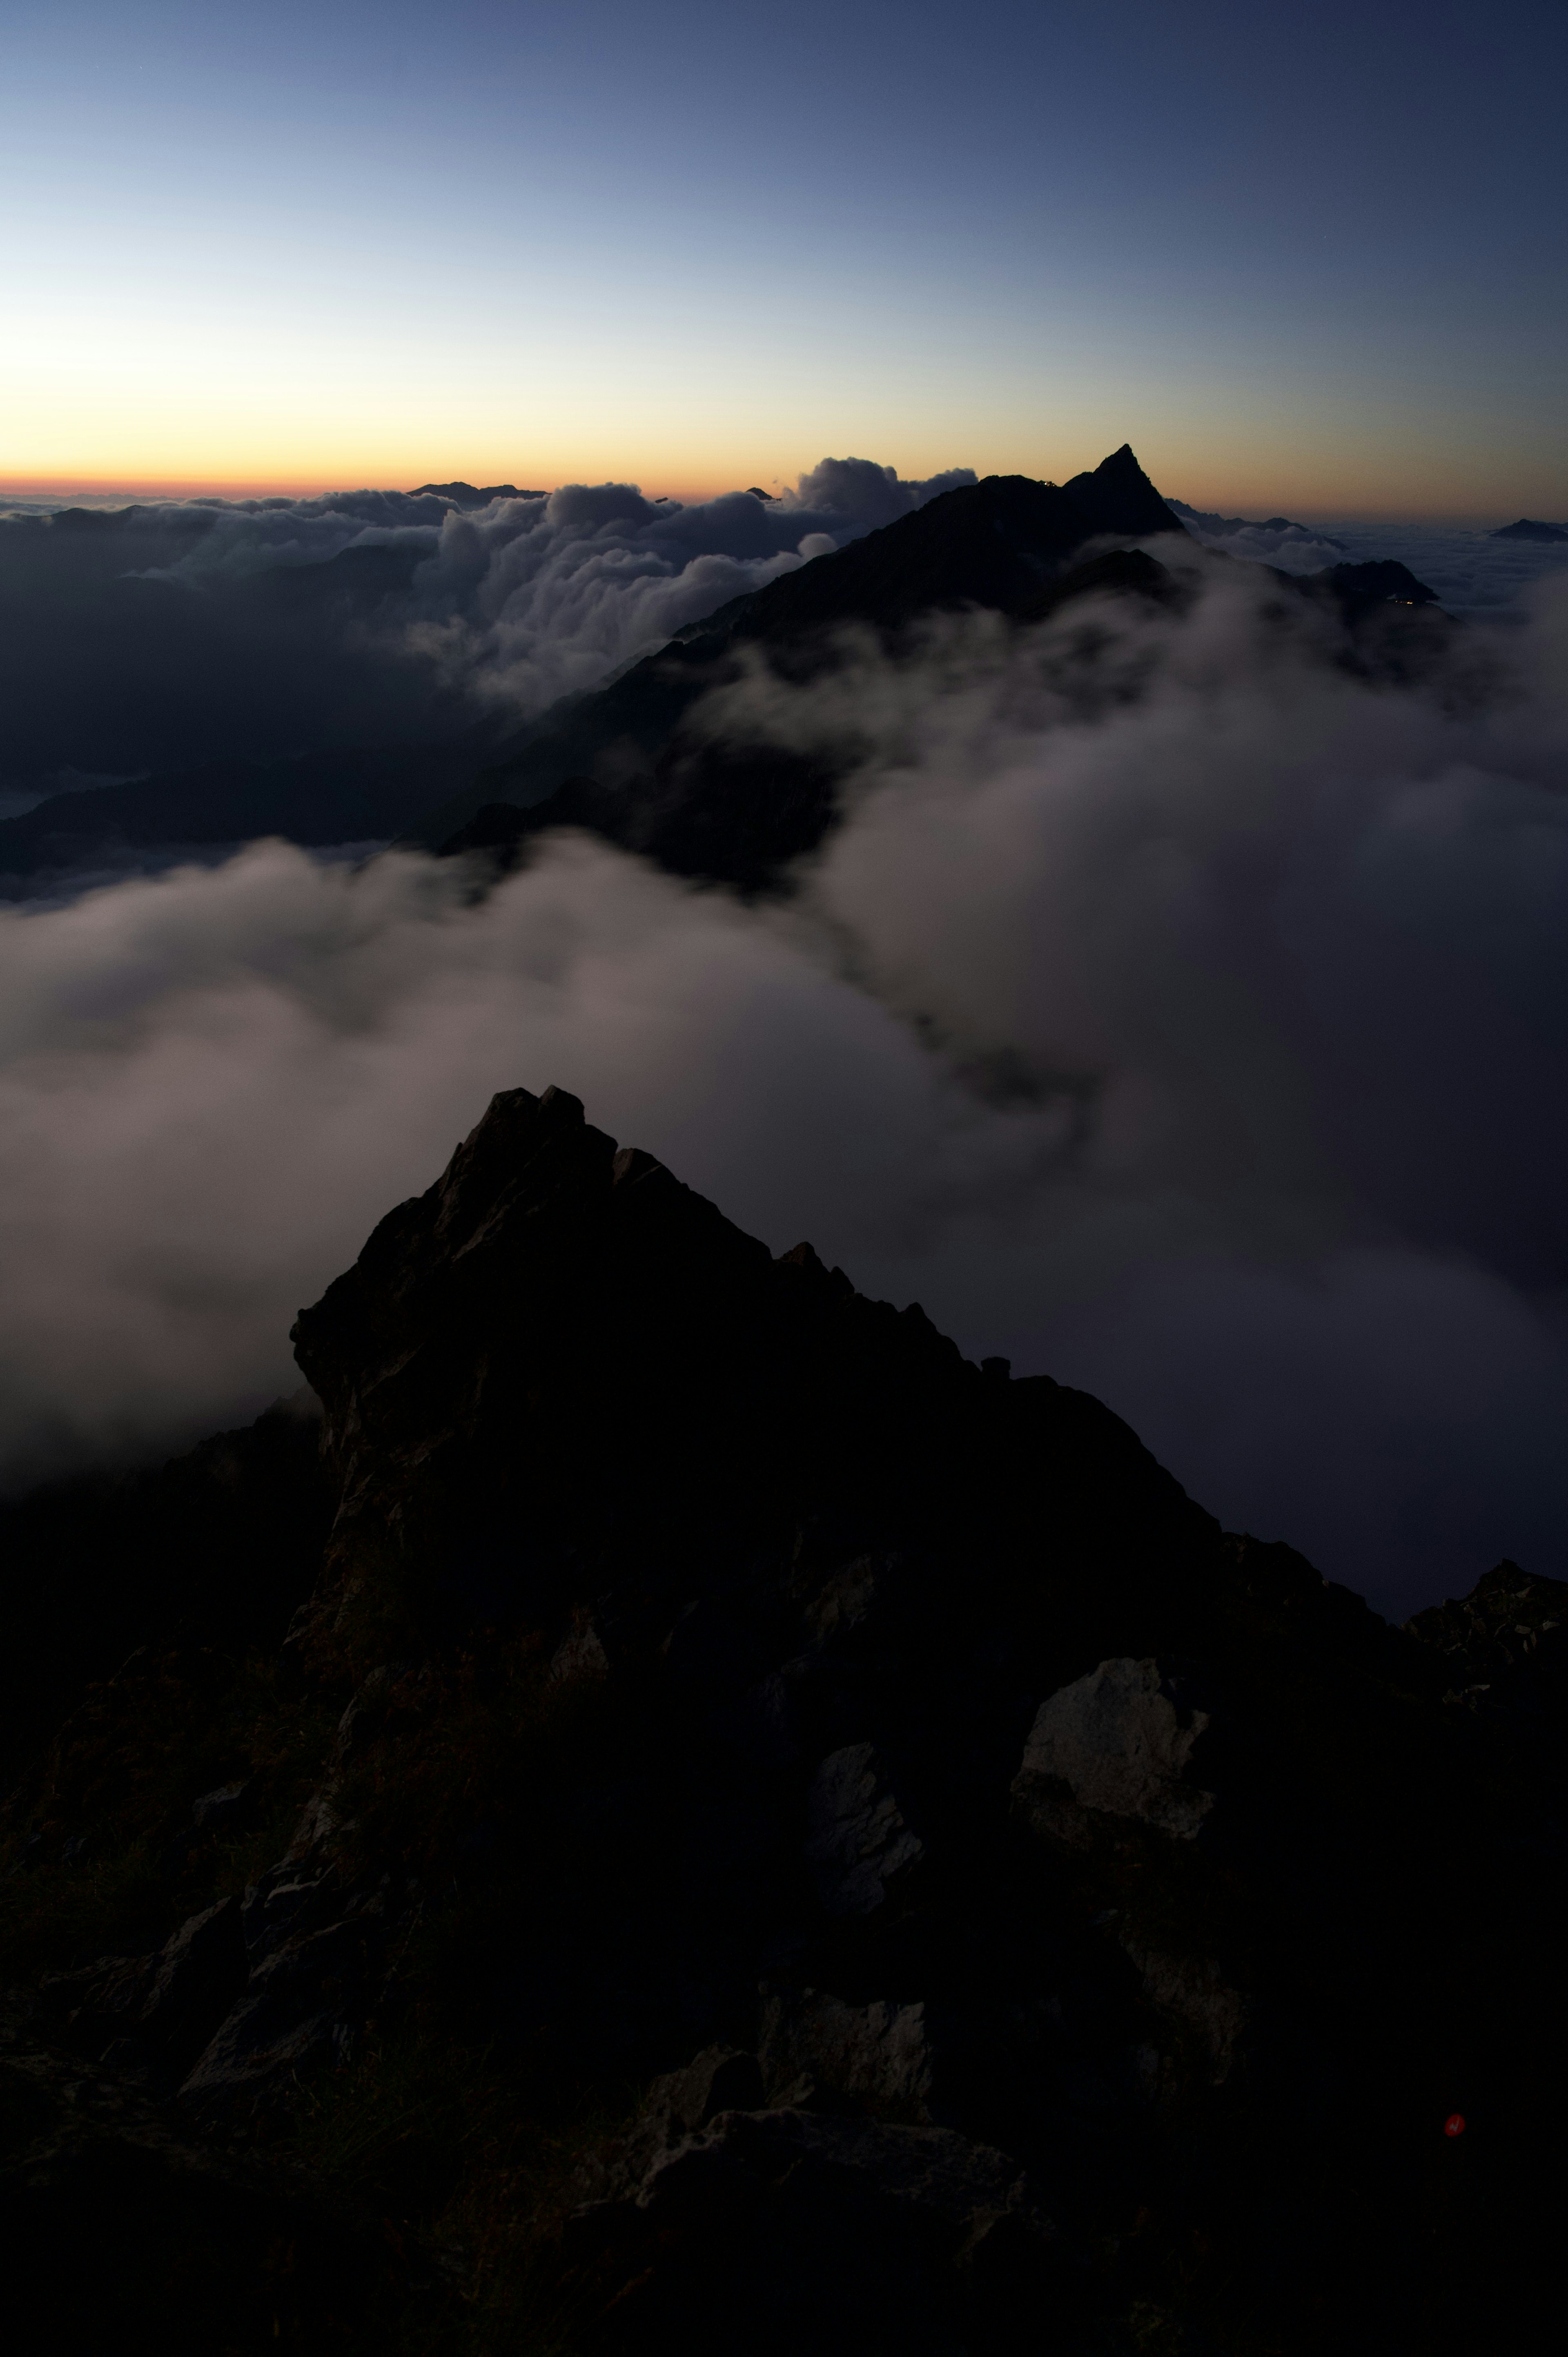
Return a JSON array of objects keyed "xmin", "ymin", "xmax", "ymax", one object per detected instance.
[
  {"xmin": 3, "ymin": 1084, "xmax": 1565, "ymax": 2353},
  {"xmin": 430, "ymin": 456, "xmax": 1450, "ymax": 893}
]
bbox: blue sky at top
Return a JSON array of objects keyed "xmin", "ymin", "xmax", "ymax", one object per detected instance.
[{"xmin": 4, "ymin": 0, "xmax": 1565, "ymax": 508}]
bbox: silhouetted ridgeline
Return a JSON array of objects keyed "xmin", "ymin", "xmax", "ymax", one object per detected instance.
[
  {"xmin": 2, "ymin": 1084, "xmax": 1563, "ymax": 2353},
  {"xmin": 0, "ymin": 446, "xmax": 1445, "ymax": 889},
  {"xmin": 429, "ymin": 452, "xmax": 1446, "ymax": 892}
]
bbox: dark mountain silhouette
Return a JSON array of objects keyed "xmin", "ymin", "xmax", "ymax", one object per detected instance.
[
  {"xmin": 1306, "ymin": 558, "xmax": 1438, "ymax": 606},
  {"xmin": 428, "ymin": 489, "xmax": 1446, "ymax": 896},
  {"xmin": 1490, "ymin": 517, "xmax": 1568, "ymax": 543},
  {"xmin": 2, "ymin": 1083, "xmax": 1563, "ymax": 2351},
  {"xmin": 0, "ymin": 448, "xmax": 1182, "ymax": 882},
  {"xmin": 410, "ymin": 446, "xmax": 1189, "ymax": 857},
  {"xmin": 409, "ymin": 482, "xmax": 545, "ymax": 504},
  {"xmin": 413, "ymin": 451, "xmax": 1190, "ymax": 884},
  {"xmin": 0, "ymin": 740, "xmax": 497, "ymax": 886},
  {"xmin": 4, "ymin": 450, "xmax": 1449, "ymax": 890},
  {"xmin": 440, "ymin": 544, "xmax": 1187, "ymax": 891},
  {"xmin": 1164, "ymin": 496, "xmax": 1345, "ymax": 546}
]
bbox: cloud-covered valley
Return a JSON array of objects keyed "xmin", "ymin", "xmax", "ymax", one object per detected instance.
[
  {"xmin": 0, "ymin": 459, "xmax": 973, "ymax": 814},
  {"xmin": 2, "ymin": 555, "xmax": 1564, "ymax": 1619}
]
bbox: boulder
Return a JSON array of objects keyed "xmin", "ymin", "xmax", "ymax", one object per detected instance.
[{"xmin": 1012, "ymin": 1657, "xmax": 1213, "ymax": 1843}]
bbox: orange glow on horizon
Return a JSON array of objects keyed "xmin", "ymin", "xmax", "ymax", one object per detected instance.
[{"xmin": 0, "ymin": 470, "xmax": 752, "ymax": 507}]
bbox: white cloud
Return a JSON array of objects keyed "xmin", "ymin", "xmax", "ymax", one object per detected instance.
[{"xmin": 0, "ymin": 561, "xmax": 1564, "ymax": 1616}]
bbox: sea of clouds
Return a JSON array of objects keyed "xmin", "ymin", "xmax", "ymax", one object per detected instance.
[
  {"xmin": 0, "ymin": 459, "xmax": 973, "ymax": 816},
  {"xmin": 0, "ymin": 535, "xmax": 1563, "ymax": 1620},
  {"xmin": 1169, "ymin": 501, "xmax": 1568, "ymax": 611}
]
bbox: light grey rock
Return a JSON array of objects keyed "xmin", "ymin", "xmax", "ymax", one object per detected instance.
[
  {"xmin": 804, "ymin": 1742, "xmax": 924, "ymax": 1916},
  {"xmin": 1012, "ymin": 1657, "xmax": 1213, "ymax": 1843},
  {"xmin": 565, "ymin": 2045, "xmax": 766, "ymax": 2209}
]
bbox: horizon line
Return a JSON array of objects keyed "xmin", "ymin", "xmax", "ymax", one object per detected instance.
[{"xmin": 0, "ymin": 471, "xmax": 1551, "ymax": 530}]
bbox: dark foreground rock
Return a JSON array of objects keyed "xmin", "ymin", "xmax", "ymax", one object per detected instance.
[
  {"xmin": 4, "ymin": 1084, "xmax": 1566, "ymax": 2353},
  {"xmin": 0, "ymin": 1996, "xmax": 399, "ymax": 2354}
]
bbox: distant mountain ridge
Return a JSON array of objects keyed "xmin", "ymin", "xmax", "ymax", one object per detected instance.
[
  {"xmin": 411, "ymin": 446, "xmax": 1190, "ymax": 867},
  {"xmin": 0, "ymin": 446, "xmax": 1447, "ymax": 890},
  {"xmin": 429, "ymin": 457, "xmax": 1443, "ymax": 894},
  {"xmin": 1491, "ymin": 517, "xmax": 1568, "ymax": 543},
  {"xmin": 409, "ymin": 481, "xmax": 547, "ymax": 504},
  {"xmin": 1164, "ymin": 496, "xmax": 1344, "ymax": 545},
  {"xmin": 0, "ymin": 741, "xmax": 490, "ymax": 884}
]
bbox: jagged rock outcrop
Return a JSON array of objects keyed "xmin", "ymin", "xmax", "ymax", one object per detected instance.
[
  {"xmin": 5, "ymin": 1085, "xmax": 1566, "ymax": 2353},
  {"xmin": 557, "ymin": 2103, "xmax": 1061, "ymax": 2356},
  {"xmin": 1405, "ymin": 1559, "xmax": 1568, "ymax": 1772}
]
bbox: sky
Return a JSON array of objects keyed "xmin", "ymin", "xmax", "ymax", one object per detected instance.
[{"xmin": 5, "ymin": 0, "xmax": 1566, "ymax": 513}]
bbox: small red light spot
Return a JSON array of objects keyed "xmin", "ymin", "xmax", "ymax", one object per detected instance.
[{"xmin": 1443, "ymin": 2113, "xmax": 1466, "ymax": 2138}]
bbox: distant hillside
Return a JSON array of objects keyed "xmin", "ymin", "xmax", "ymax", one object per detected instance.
[
  {"xmin": 412, "ymin": 446, "xmax": 1188, "ymax": 868},
  {"xmin": 427, "ymin": 466, "xmax": 1446, "ymax": 896},
  {"xmin": 1165, "ymin": 496, "xmax": 1344, "ymax": 545},
  {"xmin": 1491, "ymin": 517, "xmax": 1568, "ymax": 543},
  {"xmin": 0, "ymin": 739, "xmax": 497, "ymax": 887}
]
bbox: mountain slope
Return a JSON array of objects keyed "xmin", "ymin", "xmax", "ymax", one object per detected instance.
[
  {"xmin": 4, "ymin": 1082, "xmax": 1563, "ymax": 2354},
  {"xmin": 0, "ymin": 740, "xmax": 495, "ymax": 885},
  {"xmin": 408, "ymin": 445, "xmax": 1189, "ymax": 858}
]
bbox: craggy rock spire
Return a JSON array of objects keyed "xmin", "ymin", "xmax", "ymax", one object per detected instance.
[
  {"xmin": 8, "ymin": 1086, "xmax": 1567, "ymax": 2353},
  {"xmin": 290, "ymin": 1081, "xmax": 1215, "ymax": 1663}
]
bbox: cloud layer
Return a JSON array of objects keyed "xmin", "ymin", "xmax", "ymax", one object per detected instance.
[
  {"xmin": 1, "ymin": 560, "xmax": 1564, "ymax": 1619},
  {"xmin": 0, "ymin": 461, "xmax": 973, "ymax": 808}
]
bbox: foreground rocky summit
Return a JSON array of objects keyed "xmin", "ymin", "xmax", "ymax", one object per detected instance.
[{"xmin": 3, "ymin": 1086, "xmax": 1565, "ymax": 2353}]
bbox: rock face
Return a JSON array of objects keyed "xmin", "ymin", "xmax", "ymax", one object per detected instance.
[
  {"xmin": 759, "ymin": 1986, "xmax": 935, "ymax": 2116},
  {"xmin": 1012, "ymin": 1657, "xmax": 1214, "ymax": 1843},
  {"xmin": 803, "ymin": 1743, "xmax": 925, "ymax": 1915},
  {"xmin": 0, "ymin": 1996, "xmax": 399, "ymax": 2353},
  {"xmin": 5, "ymin": 1086, "xmax": 1568, "ymax": 2354},
  {"xmin": 559, "ymin": 2104, "xmax": 1058, "ymax": 2357}
]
